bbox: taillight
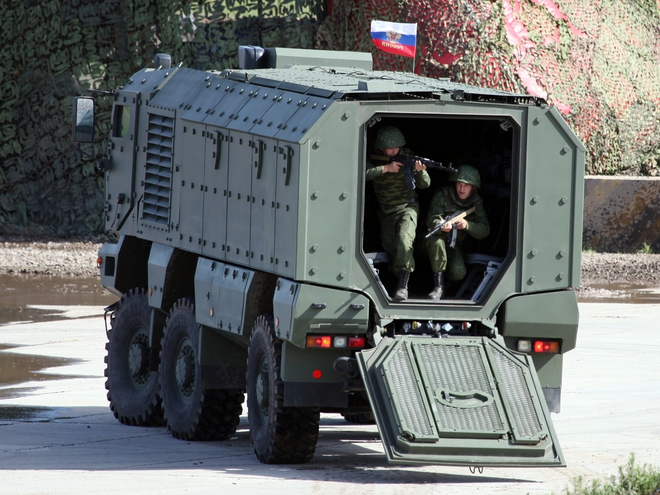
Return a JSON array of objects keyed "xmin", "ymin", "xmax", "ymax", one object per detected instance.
[
  {"xmin": 534, "ymin": 340, "xmax": 560, "ymax": 353},
  {"xmin": 306, "ymin": 336, "xmax": 332, "ymax": 348},
  {"xmin": 305, "ymin": 335, "xmax": 366, "ymax": 349},
  {"xmin": 518, "ymin": 339, "xmax": 560, "ymax": 353}
]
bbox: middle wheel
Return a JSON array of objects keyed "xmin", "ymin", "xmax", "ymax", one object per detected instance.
[{"xmin": 160, "ymin": 298, "xmax": 244, "ymax": 441}]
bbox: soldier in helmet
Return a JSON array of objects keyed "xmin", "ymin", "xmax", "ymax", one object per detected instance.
[
  {"xmin": 425, "ymin": 165, "xmax": 489, "ymax": 300},
  {"xmin": 367, "ymin": 126, "xmax": 430, "ymax": 300}
]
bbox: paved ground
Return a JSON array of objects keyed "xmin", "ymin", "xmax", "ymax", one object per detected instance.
[{"xmin": 0, "ymin": 302, "xmax": 659, "ymax": 495}]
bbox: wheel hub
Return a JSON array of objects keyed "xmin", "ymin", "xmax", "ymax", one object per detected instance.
[
  {"xmin": 255, "ymin": 358, "xmax": 270, "ymax": 422},
  {"xmin": 175, "ymin": 339, "xmax": 195, "ymax": 400},
  {"xmin": 128, "ymin": 331, "xmax": 150, "ymax": 386}
]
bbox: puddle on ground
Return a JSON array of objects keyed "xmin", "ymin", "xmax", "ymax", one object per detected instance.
[
  {"xmin": 0, "ymin": 274, "xmax": 118, "ymax": 325},
  {"xmin": 0, "ymin": 276, "xmax": 115, "ymax": 419},
  {"xmin": 576, "ymin": 283, "xmax": 660, "ymax": 304},
  {"xmin": 0, "ymin": 345, "xmax": 82, "ymax": 399}
]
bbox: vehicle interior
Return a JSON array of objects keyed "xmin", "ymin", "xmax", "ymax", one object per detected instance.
[{"xmin": 361, "ymin": 115, "xmax": 517, "ymax": 303}]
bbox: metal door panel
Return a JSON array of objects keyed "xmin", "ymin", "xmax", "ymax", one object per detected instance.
[
  {"xmin": 249, "ymin": 137, "xmax": 278, "ymax": 271},
  {"xmin": 274, "ymin": 143, "xmax": 299, "ymax": 277},
  {"xmin": 225, "ymin": 86, "xmax": 278, "ymax": 133},
  {"xmin": 105, "ymin": 90, "xmax": 139, "ymax": 232},
  {"xmin": 174, "ymin": 120, "xmax": 205, "ymax": 253},
  {"xmin": 357, "ymin": 336, "xmax": 564, "ymax": 467},
  {"xmin": 521, "ymin": 106, "xmax": 584, "ymax": 291},
  {"xmin": 225, "ymin": 131, "xmax": 253, "ymax": 264},
  {"xmin": 202, "ymin": 127, "xmax": 229, "ymax": 259},
  {"xmin": 274, "ymin": 95, "xmax": 333, "ymax": 142},
  {"xmin": 251, "ymin": 90, "xmax": 310, "ymax": 138}
]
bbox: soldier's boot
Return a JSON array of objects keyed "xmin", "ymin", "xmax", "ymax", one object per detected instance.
[
  {"xmin": 428, "ymin": 272, "xmax": 444, "ymax": 300},
  {"xmin": 394, "ymin": 272, "xmax": 410, "ymax": 301}
]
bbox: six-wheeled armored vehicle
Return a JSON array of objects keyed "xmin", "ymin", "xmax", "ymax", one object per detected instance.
[{"xmin": 74, "ymin": 46, "xmax": 584, "ymax": 467}]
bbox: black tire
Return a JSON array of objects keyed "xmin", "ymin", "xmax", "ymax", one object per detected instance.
[
  {"xmin": 104, "ymin": 288, "xmax": 164, "ymax": 426},
  {"xmin": 341, "ymin": 412, "xmax": 376, "ymax": 424},
  {"xmin": 160, "ymin": 298, "xmax": 244, "ymax": 441},
  {"xmin": 246, "ymin": 314, "xmax": 320, "ymax": 464}
]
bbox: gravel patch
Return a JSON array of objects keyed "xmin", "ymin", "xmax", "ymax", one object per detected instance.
[{"xmin": 2, "ymin": 239, "xmax": 659, "ymax": 297}]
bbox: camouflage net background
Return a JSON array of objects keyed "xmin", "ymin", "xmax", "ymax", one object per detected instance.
[
  {"xmin": 1, "ymin": 0, "xmax": 659, "ymax": 237},
  {"xmin": 317, "ymin": 0, "xmax": 660, "ymax": 177},
  {"xmin": 0, "ymin": 0, "xmax": 322, "ymax": 236}
]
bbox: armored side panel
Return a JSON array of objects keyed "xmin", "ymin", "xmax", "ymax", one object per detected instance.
[
  {"xmin": 172, "ymin": 119, "xmax": 205, "ymax": 252},
  {"xmin": 193, "ymin": 257, "xmax": 255, "ymax": 337},
  {"xmin": 105, "ymin": 89, "xmax": 140, "ymax": 232},
  {"xmin": 274, "ymin": 143, "xmax": 300, "ymax": 278},
  {"xmin": 521, "ymin": 106, "xmax": 585, "ymax": 292},
  {"xmin": 202, "ymin": 127, "xmax": 229, "ymax": 259},
  {"xmin": 358, "ymin": 336, "xmax": 564, "ymax": 467},
  {"xmin": 147, "ymin": 242, "xmax": 174, "ymax": 310},
  {"xmin": 249, "ymin": 136, "xmax": 278, "ymax": 271}
]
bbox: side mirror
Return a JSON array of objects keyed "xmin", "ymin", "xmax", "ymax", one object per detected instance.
[{"xmin": 72, "ymin": 96, "xmax": 95, "ymax": 143}]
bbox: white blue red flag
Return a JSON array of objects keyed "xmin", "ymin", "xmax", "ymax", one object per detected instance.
[{"xmin": 370, "ymin": 20, "xmax": 417, "ymax": 58}]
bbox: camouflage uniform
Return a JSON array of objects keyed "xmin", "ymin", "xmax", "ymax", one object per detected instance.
[
  {"xmin": 367, "ymin": 147, "xmax": 431, "ymax": 275},
  {"xmin": 426, "ymin": 167, "xmax": 489, "ymax": 283}
]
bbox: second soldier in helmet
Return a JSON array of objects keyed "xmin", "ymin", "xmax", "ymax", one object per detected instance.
[{"xmin": 425, "ymin": 165, "xmax": 489, "ymax": 299}]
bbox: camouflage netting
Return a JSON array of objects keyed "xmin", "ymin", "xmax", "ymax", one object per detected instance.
[
  {"xmin": 0, "ymin": 0, "xmax": 322, "ymax": 237},
  {"xmin": 317, "ymin": 0, "xmax": 660, "ymax": 177},
  {"xmin": 3, "ymin": 0, "xmax": 660, "ymax": 237}
]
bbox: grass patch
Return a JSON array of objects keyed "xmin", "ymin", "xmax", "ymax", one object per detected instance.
[
  {"xmin": 637, "ymin": 242, "xmax": 654, "ymax": 254},
  {"xmin": 558, "ymin": 454, "xmax": 660, "ymax": 495}
]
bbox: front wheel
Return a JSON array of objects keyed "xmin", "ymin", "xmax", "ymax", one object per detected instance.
[
  {"xmin": 104, "ymin": 288, "xmax": 164, "ymax": 426},
  {"xmin": 160, "ymin": 299, "xmax": 244, "ymax": 440},
  {"xmin": 246, "ymin": 314, "xmax": 320, "ymax": 464}
]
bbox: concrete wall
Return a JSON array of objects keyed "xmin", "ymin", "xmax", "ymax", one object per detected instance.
[{"xmin": 583, "ymin": 176, "xmax": 660, "ymax": 253}]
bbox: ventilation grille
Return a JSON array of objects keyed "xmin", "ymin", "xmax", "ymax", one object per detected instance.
[
  {"xmin": 142, "ymin": 113, "xmax": 173, "ymax": 225},
  {"xmin": 490, "ymin": 345, "xmax": 543, "ymax": 440},
  {"xmin": 385, "ymin": 342, "xmax": 435, "ymax": 437},
  {"xmin": 417, "ymin": 343, "xmax": 505, "ymax": 434}
]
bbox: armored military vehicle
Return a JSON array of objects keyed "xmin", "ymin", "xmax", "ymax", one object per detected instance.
[{"xmin": 74, "ymin": 46, "xmax": 584, "ymax": 467}]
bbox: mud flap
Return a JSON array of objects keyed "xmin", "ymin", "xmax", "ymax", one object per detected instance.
[{"xmin": 356, "ymin": 336, "xmax": 565, "ymax": 467}]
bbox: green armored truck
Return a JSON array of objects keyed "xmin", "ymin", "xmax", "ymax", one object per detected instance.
[{"xmin": 74, "ymin": 47, "xmax": 584, "ymax": 467}]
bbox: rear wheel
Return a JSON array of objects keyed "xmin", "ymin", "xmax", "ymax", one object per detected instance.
[
  {"xmin": 341, "ymin": 411, "xmax": 376, "ymax": 424},
  {"xmin": 104, "ymin": 288, "xmax": 164, "ymax": 426},
  {"xmin": 247, "ymin": 314, "xmax": 320, "ymax": 464},
  {"xmin": 160, "ymin": 299, "xmax": 244, "ymax": 440}
]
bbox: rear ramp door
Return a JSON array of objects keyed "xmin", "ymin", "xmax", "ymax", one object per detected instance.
[{"xmin": 356, "ymin": 336, "xmax": 564, "ymax": 467}]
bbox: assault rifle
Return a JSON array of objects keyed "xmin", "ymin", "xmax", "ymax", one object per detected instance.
[
  {"xmin": 370, "ymin": 154, "xmax": 457, "ymax": 190},
  {"xmin": 425, "ymin": 206, "xmax": 476, "ymax": 248}
]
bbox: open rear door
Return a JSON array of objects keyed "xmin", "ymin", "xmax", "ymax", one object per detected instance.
[{"xmin": 356, "ymin": 336, "xmax": 564, "ymax": 467}]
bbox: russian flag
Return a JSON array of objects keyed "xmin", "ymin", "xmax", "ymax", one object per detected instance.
[{"xmin": 370, "ymin": 20, "xmax": 417, "ymax": 59}]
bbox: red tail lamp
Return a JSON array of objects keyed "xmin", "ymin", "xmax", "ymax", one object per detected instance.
[{"xmin": 534, "ymin": 340, "xmax": 560, "ymax": 354}]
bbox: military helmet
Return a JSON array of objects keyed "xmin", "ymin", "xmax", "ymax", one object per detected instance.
[
  {"xmin": 451, "ymin": 164, "xmax": 481, "ymax": 189},
  {"xmin": 374, "ymin": 126, "xmax": 406, "ymax": 149}
]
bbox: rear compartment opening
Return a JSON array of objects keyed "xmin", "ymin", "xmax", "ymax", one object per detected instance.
[{"xmin": 362, "ymin": 115, "xmax": 517, "ymax": 303}]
